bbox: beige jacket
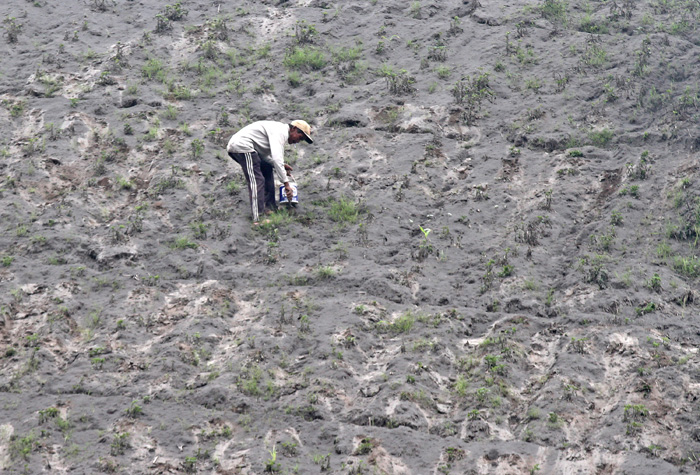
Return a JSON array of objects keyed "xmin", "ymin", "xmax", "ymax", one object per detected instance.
[{"xmin": 227, "ymin": 121, "xmax": 289, "ymax": 183}]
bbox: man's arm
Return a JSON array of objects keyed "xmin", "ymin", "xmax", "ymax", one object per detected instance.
[
  {"xmin": 268, "ymin": 131, "xmax": 289, "ymax": 185},
  {"xmin": 268, "ymin": 130, "xmax": 294, "ymax": 201}
]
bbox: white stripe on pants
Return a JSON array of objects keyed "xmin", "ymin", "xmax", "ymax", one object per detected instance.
[{"xmin": 244, "ymin": 152, "xmax": 259, "ymax": 222}]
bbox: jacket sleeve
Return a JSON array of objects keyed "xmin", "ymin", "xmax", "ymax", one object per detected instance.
[{"xmin": 269, "ymin": 131, "xmax": 288, "ymax": 183}]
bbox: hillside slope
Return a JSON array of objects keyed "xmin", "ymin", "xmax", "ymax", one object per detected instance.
[{"xmin": 1, "ymin": 0, "xmax": 700, "ymax": 473}]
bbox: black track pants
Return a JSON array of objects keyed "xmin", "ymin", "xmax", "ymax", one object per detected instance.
[{"xmin": 229, "ymin": 151, "xmax": 276, "ymax": 222}]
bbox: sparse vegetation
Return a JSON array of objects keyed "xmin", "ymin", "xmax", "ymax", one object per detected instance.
[
  {"xmin": 1, "ymin": 1, "xmax": 700, "ymax": 473},
  {"xmin": 328, "ymin": 197, "xmax": 360, "ymax": 225},
  {"xmin": 284, "ymin": 47, "xmax": 327, "ymax": 71},
  {"xmin": 451, "ymin": 71, "xmax": 494, "ymax": 125},
  {"xmin": 3, "ymin": 16, "xmax": 23, "ymax": 44},
  {"xmin": 378, "ymin": 65, "xmax": 417, "ymax": 95}
]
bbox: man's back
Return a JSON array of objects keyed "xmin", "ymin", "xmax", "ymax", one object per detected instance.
[{"xmin": 227, "ymin": 120, "xmax": 288, "ymax": 158}]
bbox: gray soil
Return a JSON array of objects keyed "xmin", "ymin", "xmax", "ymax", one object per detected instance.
[{"xmin": 1, "ymin": 0, "xmax": 700, "ymax": 474}]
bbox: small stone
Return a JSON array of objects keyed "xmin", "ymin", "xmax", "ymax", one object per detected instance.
[
  {"xmin": 360, "ymin": 385, "xmax": 380, "ymax": 397},
  {"xmin": 485, "ymin": 448, "xmax": 499, "ymax": 460}
]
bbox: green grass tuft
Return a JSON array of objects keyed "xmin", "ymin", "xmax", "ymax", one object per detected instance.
[
  {"xmin": 328, "ymin": 197, "xmax": 360, "ymax": 225},
  {"xmin": 284, "ymin": 47, "xmax": 327, "ymax": 71}
]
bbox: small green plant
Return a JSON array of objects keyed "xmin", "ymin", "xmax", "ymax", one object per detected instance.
[
  {"xmin": 287, "ymin": 71, "xmax": 301, "ymax": 87},
  {"xmin": 484, "ymin": 354, "xmax": 503, "ymax": 370},
  {"xmin": 578, "ymin": 254, "xmax": 609, "ymax": 289},
  {"xmin": 9, "ymin": 432, "xmax": 35, "ymax": 461},
  {"xmin": 125, "ymin": 400, "xmax": 142, "ymax": 418},
  {"xmin": 143, "ymin": 126, "xmax": 159, "ymax": 141},
  {"xmin": 163, "ymin": 1, "xmax": 188, "ymax": 20},
  {"xmin": 190, "ymin": 139, "xmax": 204, "ymax": 159},
  {"xmin": 294, "ymin": 20, "xmax": 317, "ymax": 44},
  {"xmin": 83, "ymin": 48, "xmax": 99, "ymax": 61},
  {"xmin": 408, "ymin": 1, "xmax": 422, "ymax": 17},
  {"xmin": 23, "ymin": 137, "xmax": 45, "ymax": 155},
  {"xmin": 393, "ymin": 313, "xmax": 416, "ymax": 333},
  {"xmin": 582, "ymin": 43, "xmax": 607, "ymax": 67},
  {"xmin": 525, "ymin": 77, "xmax": 542, "ymax": 92},
  {"xmin": 627, "ymin": 157, "xmax": 652, "ymax": 180},
  {"xmin": 610, "ymin": 210, "xmax": 623, "ymax": 226},
  {"xmin": 673, "ymin": 256, "xmax": 700, "ymax": 277},
  {"xmin": 498, "ymin": 264, "xmax": 514, "ymax": 278},
  {"xmin": 91, "ymin": 357, "xmax": 105, "ymax": 368},
  {"xmin": 265, "ymin": 444, "xmax": 281, "ymax": 472},
  {"xmin": 414, "ymin": 226, "xmax": 434, "ymax": 260},
  {"xmin": 435, "ymin": 65, "xmax": 451, "ymax": 80},
  {"xmin": 590, "ymin": 228, "xmax": 616, "ymax": 252},
  {"xmin": 623, "ymin": 404, "xmax": 648, "ymax": 421},
  {"xmin": 445, "ymin": 446, "xmax": 465, "ymax": 462},
  {"xmin": 38, "ymin": 407, "xmax": 60, "ymax": 424},
  {"xmin": 604, "ymin": 83, "xmax": 617, "ymax": 102},
  {"xmin": 162, "ymin": 104, "xmax": 178, "ymax": 120},
  {"xmin": 190, "ymin": 222, "xmax": 207, "ymax": 239},
  {"xmin": 116, "ymin": 176, "xmax": 134, "ymax": 190},
  {"xmin": 635, "ymin": 302, "xmax": 657, "ymax": 316},
  {"xmin": 174, "ymin": 124, "xmax": 190, "ymax": 138},
  {"xmin": 310, "ymin": 453, "xmax": 331, "ymax": 470},
  {"xmin": 110, "ymin": 432, "xmax": 130, "ymax": 456},
  {"xmin": 378, "ymin": 312, "xmax": 415, "ymax": 334},
  {"xmin": 169, "ymin": 83, "xmax": 193, "ymax": 100},
  {"xmin": 142, "ymin": 58, "xmax": 167, "ymax": 81},
  {"xmin": 226, "ymin": 179, "xmax": 242, "ymax": 194},
  {"xmin": 451, "ymin": 72, "xmax": 494, "ymax": 125},
  {"xmin": 253, "ymin": 80, "xmax": 274, "ymax": 95},
  {"xmin": 328, "ymin": 197, "xmax": 360, "ymax": 225},
  {"xmin": 656, "ymin": 242, "xmax": 672, "ymax": 259},
  {"xmin": 540, "ymin": 0, "xmax": 567, "ymax": 24},
  {"xmin": 618, "ymin": 185, "xmax": 639, "ymax": 198},
  {"xmin": 523, "ymin": 278, "xmax": 538, "ymax": 291},
  {"xmin": 316, "ymin": 266, "xmax": 335, "ymax": 280},
  {"xmin": 647, "ymin": 273, "xmax": 661, "ymax": 292},
  {"xmin": 284, "ymin": 46, "xmax": 327, "ymax": 71},
  {"xmin": 354, "ymin": 437, "xmax": 374, "ymax": 455},
  {"xmin": 182, "ymin": 455, "xmax": 197, "ymax": 473},
  {"xmin": 476, "ymin": 387, "xmax": 489, "ymax": 404},
  {"xmin": 3, "ymin": 16, "xmax": 23, "ymax": 43},
  {"xmin": 589, "ymin": 128, "xmax": 614, "ymax": 147},
  {"xmin": 453, "ymin": 375, "xmax": 468, "ymax": 396},
  {"xmin": 428, "ymin": 45, "xmax": 447, "ymax": 62},
  {"xmin": 6, "ymin": 100, "xmax": 25, "ymax": 117},
  {"xmin": 171, "ymin": 237, "xmax": 198, "ymax": 250},
  {"xmin": 382, "ymin": 67, "xmax": 416, "ymax": 95}
]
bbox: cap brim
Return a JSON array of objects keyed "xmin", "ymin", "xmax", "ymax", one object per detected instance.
[{"xmin": 302, "ymin": 133, "xmax": 313, "ymax": 144}]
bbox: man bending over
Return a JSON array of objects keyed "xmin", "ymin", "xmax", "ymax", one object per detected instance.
[{"xmin": 227, "ymin": 119, "xmax": 313, "ymax": 224}]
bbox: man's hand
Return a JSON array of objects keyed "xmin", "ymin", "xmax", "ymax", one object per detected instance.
[
  {"xmin": 284, "ymin": 163, "xmax": 293, "ymax": 173},
  {"xmin": 284, "ymin": 182, "xmax": 294, "ymax": 202}
]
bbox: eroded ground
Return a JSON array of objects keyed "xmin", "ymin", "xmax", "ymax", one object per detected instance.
[{"xmin": 1, "ymin": 0, "xmax": 700, "ymax": 474}]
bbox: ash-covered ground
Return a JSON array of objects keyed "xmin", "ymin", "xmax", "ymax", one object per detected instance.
[{"xmin": 1, "ymin": 0, "xmax": 700, "ymax": 474}]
